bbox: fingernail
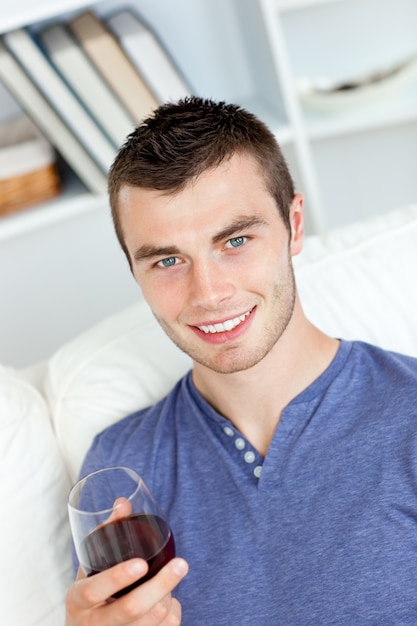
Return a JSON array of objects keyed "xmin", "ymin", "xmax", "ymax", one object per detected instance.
[{"xmin": 172, "ymin": 558, "xmax": 188, "ymax": 577}]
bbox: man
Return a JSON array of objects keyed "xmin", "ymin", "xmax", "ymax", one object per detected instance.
[{"xmin": 66, "ymin": 98, "xmax": 417, "ymax": 625}]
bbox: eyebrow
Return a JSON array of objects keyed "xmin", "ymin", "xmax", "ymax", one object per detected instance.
[
  {"xmin": 211, "ymin": 215, "xmax": 268, "ymax": 244},
  {"xmin": 133, "ymin": 244, "xmax": 181, "ymax": 263},
  {"xmin": 132, "ymin": 214, "xmax": 268, "ymax": 263}
]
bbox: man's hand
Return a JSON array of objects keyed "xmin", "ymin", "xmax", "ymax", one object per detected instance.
[{"xmin": 65, "ymin": 557, "xmax": 188, "ymax": 625}]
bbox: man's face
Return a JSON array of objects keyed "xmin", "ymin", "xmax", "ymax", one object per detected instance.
[{"xmin": 118, "ymin": 153, "xmax": 304, "ymax": 375}]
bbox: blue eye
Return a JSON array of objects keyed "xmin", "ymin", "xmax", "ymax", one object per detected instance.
[
  {"xmin": 158, "ymin": 257, "xmax": 177, "ymax": 267},
  {"xmin": 227, "ymin": 236, "xmax": 246, "ymax": 248}
]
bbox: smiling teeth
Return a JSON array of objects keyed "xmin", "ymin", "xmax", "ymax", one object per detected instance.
[{"xmin": 198, "ymin": 310, "xmax": 251, "ymax": 334}]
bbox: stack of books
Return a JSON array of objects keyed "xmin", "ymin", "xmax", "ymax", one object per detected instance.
[{"xmin": 0, "ymin": 9, "xmax": 192, "ymax": 196}]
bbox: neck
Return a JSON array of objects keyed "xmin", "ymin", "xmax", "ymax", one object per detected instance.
[{"xmin": 192, "ymin": 298, "xmax": 339, "ymax": 456}]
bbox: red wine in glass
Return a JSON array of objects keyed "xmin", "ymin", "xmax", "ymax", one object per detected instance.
[
  {"xmin": 80, "ymin": 513, "xmax": 176, "ymax": 597},
  {"xmin": 68, "ymin": 467, "xmax": 176, "ymax": 599}
]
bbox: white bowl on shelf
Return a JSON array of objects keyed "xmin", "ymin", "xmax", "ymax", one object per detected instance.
[{"xmin": 296, "ymin": 55, "xmax": 417, "ymax": 113}]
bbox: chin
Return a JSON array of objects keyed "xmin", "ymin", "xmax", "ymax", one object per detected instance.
[{"xmin": 192, "ymin": 345, "xmax": 271, "ymax": 375}]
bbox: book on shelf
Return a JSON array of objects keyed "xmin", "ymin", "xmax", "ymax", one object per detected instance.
[
  {"xmin": 38, "ymin": 23, "xmax": 136, "ymax": 148},
  {"xmin": 68, "ymin": 11, "xmax": 159, "ymax": 123},
  {"xmin": 0, "ymin": 41, "xmax": 107, "ymax": 196},
  {"xmin": 107, "ymin": 9, "xmax": 192, "ymax": 104},
  {"xmin": 2, "ymin": 28, "xmax": 116, "ymax": 175}
]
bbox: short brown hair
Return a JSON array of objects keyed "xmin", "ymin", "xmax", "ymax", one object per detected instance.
[{"xmin": 108, "ymin": 97, "xmax": 295, "ymax": 260}]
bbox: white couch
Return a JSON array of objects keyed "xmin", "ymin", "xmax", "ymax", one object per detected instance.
[{"xmin": 2, "ymin": 203, "xmax": 417, "ymax": 626}]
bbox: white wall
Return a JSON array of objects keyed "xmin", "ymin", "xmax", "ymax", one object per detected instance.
[{"xmin": 0, "ymin": 200, "xmax": 140, "ymax": 368}]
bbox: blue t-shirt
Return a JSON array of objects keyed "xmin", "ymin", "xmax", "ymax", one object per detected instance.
[{"xmin": 79, "ymin": 340, "xmax": 417, "ymax": 625}]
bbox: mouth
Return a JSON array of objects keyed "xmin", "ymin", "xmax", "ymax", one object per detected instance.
[{"xmin": 195, "ymin": 308, "xmax": 254, "ymax": 334}]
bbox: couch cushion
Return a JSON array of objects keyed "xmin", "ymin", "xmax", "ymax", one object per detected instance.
[
  {"xmin": 294, "ymin": 203, "xmax": 417, "ymax": 356},
  {"xmin": 45, "ymin": 301, "xmax": 191, "ymax": 481},
  {"xmin": 45, "ymin": 203, "xmax": 417, "ymax": 483},
  {"xmin": 0, "ymin": 365, "xmax": 72, "ymax": 625}
]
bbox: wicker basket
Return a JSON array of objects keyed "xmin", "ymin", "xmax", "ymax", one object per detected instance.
[{"xmin": 0, "ymin": 114, "xmax": 61, "ymax": 217}]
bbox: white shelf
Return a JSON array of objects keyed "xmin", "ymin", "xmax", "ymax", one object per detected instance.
[
  {"xmin": 0, "ymin": 0, "xmax": 297, "ymax": 235},
  {"xmin": 1, "ymin": 0, "xmax": 415, "ymax": 234},
  {"xmin": 0, "ymin": 0, "xmax": 91, "ymax": 33},
  {"xmin": 275, "ymin": 0, "xmax": 343, "ymax": 11},
  {"xmin": 0, "ymin": 182, "xmax": 106, "ymax": 242},
  {"xmin": 303, "ymin": 81, "xmax": 417, "ymax": 140}
]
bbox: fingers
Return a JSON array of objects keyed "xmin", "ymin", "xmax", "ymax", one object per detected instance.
[
  {"xmin": 75, "ymin": 566, "xmax": 86, "ymax": 581},
  {"xmin": 90, "ymin": 497, "xmax": 131, "ymax": 539},
  {"xmin": 107, "ymin": 591, "xmax": 182, "ymax": 626},
  {"xmin": 66, "ymin": 557, "xmax": 188, "ymax": 626},
  {"xmin": 104, "ymin": 558, "xmax": 188, "ymax": 625},
  {"xmin": 118, "ymin": 558, "xmax": 188, "ymax": 617},
  {"xmin": 69, "ymin": 559, "xmax": 149, "ymax": 610},
  {"xmin": 109, "ymin": 497, "xmax": 132, "ymax": 521}
]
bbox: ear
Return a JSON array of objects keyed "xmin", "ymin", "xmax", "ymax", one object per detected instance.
[{"xmin": 289, "ymin": 193, "xmax": 304, "ymax": 257}]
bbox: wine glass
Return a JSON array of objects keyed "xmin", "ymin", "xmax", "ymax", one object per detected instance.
[{"xmin": 68, "ymin": 466, "xmax": 175, "ymax": 598}]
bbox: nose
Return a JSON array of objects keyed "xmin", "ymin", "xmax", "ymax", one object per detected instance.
[{"xmin": 190, "ymin": 257, "xmax": 236, "ymax": 309}]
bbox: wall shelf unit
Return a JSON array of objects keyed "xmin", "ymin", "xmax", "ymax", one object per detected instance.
[{"xmin": 1, "ymin": 0, "xmax": 416, "ymax": 366}]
